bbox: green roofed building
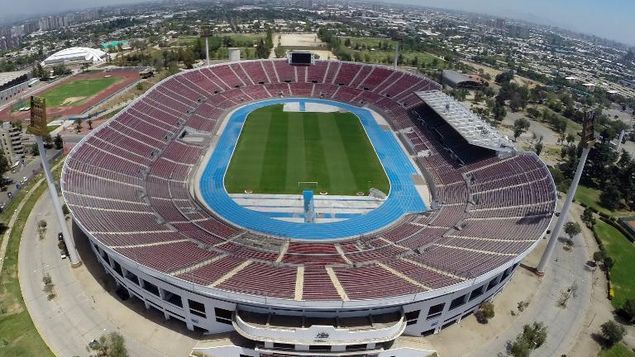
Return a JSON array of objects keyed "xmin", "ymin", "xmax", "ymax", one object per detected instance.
[{"xmin": 101, "ymin": 40, "xmax": 130, "ymax": 50}]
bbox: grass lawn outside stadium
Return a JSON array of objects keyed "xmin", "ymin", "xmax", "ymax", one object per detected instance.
[
  {"xmin": 42, "ymin": 77, "xmax": 120, "ymax": 107},
  {"xmin": 225, "ymin": 104, "xmax": 390, "ymax": 196}
]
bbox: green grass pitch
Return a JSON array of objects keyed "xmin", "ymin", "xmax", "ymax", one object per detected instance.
[
  {"xmin": 42, "ymin": 77, "xmax": 120, "ymax": 107},
  {"xmin": 225, "ymin": 104, "xmax": 390, "ymax": 195}
]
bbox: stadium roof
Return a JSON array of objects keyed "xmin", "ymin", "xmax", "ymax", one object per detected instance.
[
  {"xmin": 441, "ymin": 70, "xmax": 484, "ymax": 88},
  {"xmin": 416, "ymin": 90, "xmax": 515, "ymax": 154},
  {"xmin": 42, "ymin": 47, "xmax": 107, "ymax": 66},
  {"xmin": 0, "ymin": 69, "xmax": 30, "ymax": 87}
]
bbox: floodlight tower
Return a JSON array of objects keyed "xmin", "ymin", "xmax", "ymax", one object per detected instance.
[
  {"xmin": 535, "ymin": 110, "xmax": 596, "ymax": 275},
  {"xmin": 29, "ymin": 96, "xmax": 81, "ymax": 267},
  {"xmin": 201, "ymin": 25, "xmax": 211, "ymax": 66},
  {"xmin": 393, "ymin": 42, "xmax": 400, "ymax": 69}
]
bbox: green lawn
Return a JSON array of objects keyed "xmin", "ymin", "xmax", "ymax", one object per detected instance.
[
  {"xmin": 598, "ymin": 343, "xmax": 635, "ymax": 357},
  {"xmin": 576, "ymin": 185, "xmax": 632, "ymax": 217},
  {"xmin": 0, "ymin": 173, "xmax": 53, "ymax": 356},
  {"xmin": 225, "ymin": 105, "xmax": 389, "ymax": 195},
  {"xmin": 593, "ymin": 220, "xmax": 635, "ymax": 308},
  {"xmin": 43, "ymin": 77, "xmax": 120, "ymax": 107}
]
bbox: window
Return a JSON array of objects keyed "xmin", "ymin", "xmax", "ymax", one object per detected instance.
[
  {"xmin": 162, "ymin": 290, "xmax": 183, "ymax": 308},
  {"xmin": 214, "ymin": 307, "xmax": 232, "ymax": 320},
  {"xmin": 421, "ymin": 329, "xmax": 435, "ymax": 336},
  {"xmin": 427, "ymin": 303, "xmax": 445, "ymax": 320},
  {"xmin": 346, "ymin": 344, "xmax": 367, "ymax": 352},
  {"xmin": 100, "ymin": 249, "xmax": 109, "ymax": 262},
  {"xmin": 273, "ymin": 343, "xmax": 294, "ymax": 350},
  {"xmin": 214, "ymin": 307, "xmax": 232, "ymax": 324},
  {"xmin": 188, "ymin": 300, "xmax": 206, "ymax": 318},
  {"xmin": 501, "ymin": 267, "xmax": 512, "ymax": 281},
  {"xmin": 450, "ymin": 294, "xmax": 467, "ymax": 309},
  {"xmin": 309, "ymin": 345, "xmax": 331, "ymax": 352},
  {"xmin": 469, "ymin": 286, "xmax": 485, "ymax": 301},
  {"xmin": 112, "ymin": 261, "xmax": 123, "ymax": 277},
  {"xmin": 142, "ymin": 280, "xmax": 159, "ymax": 296},
  {"xmin": 486, "ymin": 278, "xmax": 499, "ymax": 291},
  {"xmin": 125, "ymin": 271, "xmax": 140, "ymax": 285},
  {"xmin": 404, "ymin": 310, "xmax": 420, "ymax": 321}
]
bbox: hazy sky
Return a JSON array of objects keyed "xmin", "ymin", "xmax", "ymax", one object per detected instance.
[
  {"xmin": 0, "ymin": 0, "xmax": 633, "ymax": 46},
  {"xmin": 388, "ymin": 0, "xmax": 635, "ymax": 46}
]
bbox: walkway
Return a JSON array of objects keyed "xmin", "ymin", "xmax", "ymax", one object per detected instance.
[
  {"xmin": 428, "ymin": 204, "xmax": 595, "ymax": 357},
  {"xmin": 19, "ymin": 191, "xmax": 199, "ymax": 356}
]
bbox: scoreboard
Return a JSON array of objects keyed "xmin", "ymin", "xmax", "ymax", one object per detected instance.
[{"xmin": 288, "ymin": 51, "xmax": 314, "ymax": 65}]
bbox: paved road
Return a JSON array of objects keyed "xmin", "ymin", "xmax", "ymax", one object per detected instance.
[
  {"xmin": 1, "ymin": 148, "xmax": 60, "ymax": 210},
  {"xmin": 19, "ymin": 190, "xmax": 198, "ymax": 357},
  {"xmin": 469, "ymin": 211, "xmax": 593, "ymax": 357}
]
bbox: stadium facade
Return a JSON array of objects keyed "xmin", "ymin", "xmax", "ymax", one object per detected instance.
[{"xmin": 62, "ymin": 59, "xmax": 557, "ymax": 356}]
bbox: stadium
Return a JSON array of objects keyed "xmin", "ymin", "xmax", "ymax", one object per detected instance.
[{"xmin": 61, "ymin": 56, "xmax": 557, "ymax": 356}]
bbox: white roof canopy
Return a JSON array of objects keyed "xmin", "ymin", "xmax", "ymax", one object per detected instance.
[
  {"xmin": 416, "ymin": 90, "xmax": 515, "ymax": 154},
  {"xmin": 42, "ymin": 47, "xmax": 107, "ymax": 66}
]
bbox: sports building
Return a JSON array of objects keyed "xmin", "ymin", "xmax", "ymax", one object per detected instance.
[
  {"xmin": 62, "ymin": 57, "xmax": 556, "ymax": 356},
  {"xmin": 41, "ymin": 47, "xmax": 107, "ymax": 67}
]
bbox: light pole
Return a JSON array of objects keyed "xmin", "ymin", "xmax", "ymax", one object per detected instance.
[
  {"xmin": 201, "ymin": 25, "xmax": 211, "ymax": 66},
  {"xmin": 29, "ymin": 96, "xmax": 81, "ymax": 267},
  {"xmin": 535, "ymin": 110, "xmax": 596, "ymax": 275}
]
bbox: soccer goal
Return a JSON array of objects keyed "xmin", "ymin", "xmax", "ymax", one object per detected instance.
[{"xmin": 297, "ymin": 181, "xmax": 318, "ymax": 192}]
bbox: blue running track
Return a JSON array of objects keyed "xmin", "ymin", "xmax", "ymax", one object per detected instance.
[{"xmin": 198, "ymin": 98, "xmax": 426, "ymax": 240}]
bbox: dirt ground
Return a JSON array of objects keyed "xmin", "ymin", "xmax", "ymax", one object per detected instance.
[
  {"xmin": 462, "ymin": 60, "xmax": 541, "ymax": 89},
  {"xmin": 271, "ymin": 33, "xmax": 337, "ymax": 59}
]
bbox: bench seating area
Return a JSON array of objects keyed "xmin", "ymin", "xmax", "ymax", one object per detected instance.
[{"xmin": 62, "ymin": 59, "xmax": 556, "ymax": 302}]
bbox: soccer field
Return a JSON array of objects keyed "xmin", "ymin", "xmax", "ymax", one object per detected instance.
[
  {"xmin": 225, "ymin": 105, "xmax": 390, "ymax": 195},
  {"xmin": 43, "ymin": 77, "xmax": 120, "ymax": 107}
]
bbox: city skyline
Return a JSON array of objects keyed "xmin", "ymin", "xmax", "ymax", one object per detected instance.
[{"xmin": 0, "ymin": 0, "xmax": 633, "ymax": 46}]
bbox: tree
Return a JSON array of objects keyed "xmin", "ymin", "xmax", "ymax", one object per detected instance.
[
  {"xmin": 475, "ymin": 301, "xmax": 495, "ymax": 323},
  {"xmin": 534, "ymin": 141, "xmax": 543, "ymax": 156},
  {"xmin": 492, "ymin": 101, "xmax": 507, "ymax": 122},
  {"xmin": 265, "ymin": 27, "xmax": 274, "ymax": 51},
  {"xmin": 563, "ymin": 222, "xmax": 581, "ymax": 240},
  {"xmin": 600, "ymin": 321, "xmax": 625, "ymax": 347},
  {"xmin": 274, "ymin": 44, "xmax": 285, "ymax": 59},
  {"xmin": 508, "ymin": 322, "xmax": 547, "ymax": 357},
  {"xmin": 74, "ymin": 118, "xmax": 83, "ymax": 134},
  {"xmin": 513, "ymin": 118, "xmax": 531, "ymax": 139},
  {"xmin": 0, "ymin": 151, "xmax": 8, "ymax": 181},
  {"xmin": 54, "ymin": 134, "xmax": 63, "ymax": 150},
  {"xmin": 31, "ymin": 143, "xmax": 40, "ymax": 156},
  {"xmin": 255, "ymin": 39, "xmax": 269, "ymax": 59},
  {"xmin": 495, "ymin": 70, "xmax": 514, "ymax": 84},
  {"xmin": 89, "ymin": 331, "xmax": 129, "ymax": 357},
  {"xmin": 593, "ymin": 251, "xmax": 606, "ymax": 262},
  {"xmin": 620, "ymin": 299, "xmax": 635, "ymax": 324},
  {"xmin": 581, "ymin": 207, "xmax": 595, "ymax": 227},
  {"xmin": 52, "ymin": 64, "xmax": 71, "ymax": 76},
  {"xmin": 522, "ymin": 322, "xmax": 547, "ymax": 348},
  {"xmin": 43, "ymin": 134, "xmax": 53, "ymax": 149},
  {"xmin": 600, "ymin": 185, "xmax": 621, "ymax": 210}
]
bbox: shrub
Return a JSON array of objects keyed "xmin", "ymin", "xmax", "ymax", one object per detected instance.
[
  {"xmin": 619, "ymin": 299, "xmax": 635, "ymax": 324},
  {"xmin": 475, "ymin": 301, "xmax": 495, "ymax": 323},
  {"xmin": 593, "ymin": 251, "xmax": 606, "ymax": 262},
  {"xmin": 600, "ymin": 320, "xmax": 625, "ymax": 347},
  {"xmin": 508, "ymin": 322, "xmax": 547, "ymax": 357}
]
